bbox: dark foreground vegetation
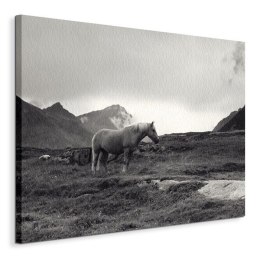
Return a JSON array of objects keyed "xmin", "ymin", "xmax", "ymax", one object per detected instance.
[{"xmin": 16, "ymin": 130, "xmax": 245, "ymax": 243}]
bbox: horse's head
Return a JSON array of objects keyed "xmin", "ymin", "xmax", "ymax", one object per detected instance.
[{"xmin": 146, "ymin": 122, "xmax": 159, "ymax": 144}]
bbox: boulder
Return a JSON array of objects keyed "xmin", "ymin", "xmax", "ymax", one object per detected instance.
[
  {"xmin": 198, "ymin": 180, "xmax": 245, "ymax": 200},
  {"xmin": 39, "ymin": 154, "xmax": 51, "ymax": 161},
  {"xmin": 70, "ymin": 148, "xmax": 91, "ymax": 166}
]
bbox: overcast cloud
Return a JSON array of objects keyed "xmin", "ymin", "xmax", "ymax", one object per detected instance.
[{"xmin": 18, "ymin": 16, "xmax": 245, "ymax": 134}]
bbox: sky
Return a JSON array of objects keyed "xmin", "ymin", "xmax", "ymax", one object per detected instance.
[{"xmin": 17, "ymin": 15, "xmax": 245, "ymax": 135}]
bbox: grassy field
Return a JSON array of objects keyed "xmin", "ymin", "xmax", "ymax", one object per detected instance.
[{"xmin": 16, "ymin": 130, "xmax": 245, "ymax": 243}]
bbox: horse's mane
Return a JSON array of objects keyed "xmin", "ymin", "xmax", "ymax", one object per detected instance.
[{"xmin": 125, "ymin": 123, "xmax": 148, "ymax": 133}]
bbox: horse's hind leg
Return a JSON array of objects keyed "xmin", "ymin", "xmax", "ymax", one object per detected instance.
[
  {"xmin": 122, "ymin": 148, "xmax": 131, "ymax": 173},
  {"xmin": 99, "ymin": 150, "xmax": 109, "ymax": 174},
  {"xmin": 91, "ymin": 149, "xmax": 100, "ymax": 174}
]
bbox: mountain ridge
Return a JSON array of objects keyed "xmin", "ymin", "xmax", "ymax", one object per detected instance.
[
  {"xmin": 16, "ymin": 96, "xmax": 92, "ymax": 148},
  {"xmin": 213, "ymin": 106, "xmax": 245, "ymax": 132},
  {"xmin": 16, "ymin": 97, "xmax": 133, "ymax": 148}
]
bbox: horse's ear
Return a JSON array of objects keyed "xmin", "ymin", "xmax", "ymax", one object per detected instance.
[{"xmin": 151, "ymin": 121, "xmax": 154, "ymax": 127}]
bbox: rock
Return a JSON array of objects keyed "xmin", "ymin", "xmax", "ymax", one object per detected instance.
[
  {"xmin": 151, "ymin": 180, "xmax": 190, "ymax": 191},
  {"xmin": 150, "ymin": 145, "xmax": 160, "ymax": 152},
  {"xmin": 138, "ymin": 146, "xmax": 146, "ymax": 152},
  {"xmin": 51, "ymin": 148, "xmax": 92, "ymax": 166},
  {"xmin": 52, "ymin": 157, "xmax": 70, "ymax": 164},
  {"xmin": 198, "ymin": 180, "xmax": 245, "ymax": 200},
  {"xmin": 39, "ymin": 155, "xmax": 51, "ymax": 161},
  {"xmin": 160, "ymin": 146, "xmax": 166, "ymax": 152},
  {"xmin": 138, "ymin": 179, "xmax": 245, "ymax": 201},
  {"xmin": 70, "ymin": 148, "xmax": 91, "ymax": 166}
]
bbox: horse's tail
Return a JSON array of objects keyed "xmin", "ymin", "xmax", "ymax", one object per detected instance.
[
  {"xmin": 91, "ymin": 131, "xmax": 100, "ymax": 159},
  {"xmin": 91, "ymin": 134, "xmax": 96, "ymax": 162}
]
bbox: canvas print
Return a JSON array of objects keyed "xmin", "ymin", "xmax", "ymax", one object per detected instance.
[{"xmin": 15, "ymin": 15, "xmax": 245, "ymax": 243}]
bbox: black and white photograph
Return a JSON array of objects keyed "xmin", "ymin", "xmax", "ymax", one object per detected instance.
[{"xmin": 16, "ymin": 15, "xmax": 245, "ymax": 243}]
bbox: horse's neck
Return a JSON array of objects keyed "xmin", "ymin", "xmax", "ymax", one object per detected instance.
[
  {"xmin": 125, "ymin": 124, "xmax": 148, "ymax": 146},
  {"xmin": 136, "ymin": 124, "xmax": 148, "ymax": 143}
]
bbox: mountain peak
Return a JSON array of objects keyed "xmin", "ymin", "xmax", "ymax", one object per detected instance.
[
  {"xmin": 105, "ymin": 104, "xmax": 124, "ymax": 111},
  {"xmin": 44, "ymin": 102, "xmax": 76, "ymax": 120},
  {"xmin": 47, "ymin": 102, "xmax": 64, "ymax": 110},
  {"xmin": 78, "ymin": 104, "xmax": 133, "ymax": 133},
  {"xmin": 16, "ymin": 96, "xmax": 92, "ymax": 148}
]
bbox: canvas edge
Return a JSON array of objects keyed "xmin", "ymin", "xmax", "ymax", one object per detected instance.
[{"xmin": 15, "ymin": 14, "xmax": 23, "ymax": 244}]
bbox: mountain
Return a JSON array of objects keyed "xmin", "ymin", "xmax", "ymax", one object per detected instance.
[
  {"xmin": 16, "ymin": 97, "xmax": 133, "ymax": 148},
  {"xmin": 78, "ymin": 104, "xmax": 133, "ymax": 134},
  {"xmin": 16, "ymin": 96, "xmax": 92, "ymax": 148},
  {"xmin": 213, "ymin": 106, "xmax": 245, "ymax": 132},
  {"xmin": 43, "ymin": 102, "xmax": 76, "ymax": 120}
]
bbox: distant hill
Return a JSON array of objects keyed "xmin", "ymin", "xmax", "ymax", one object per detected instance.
[
  {"xmin": 213, "ymin": 106, "xmax": 245, "ymax": 132},
  {"xmin": 78, "ymin": 104, "xmax": 133, "ymax": 134},
  {"xmin": 16, "ymin": 96, "xmax": 92, "ymax": 148}
]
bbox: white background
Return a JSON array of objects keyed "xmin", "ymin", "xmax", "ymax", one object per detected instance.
[{"xmin": 1, "ymin": 0, "xmax": 259, "ymax": 257}]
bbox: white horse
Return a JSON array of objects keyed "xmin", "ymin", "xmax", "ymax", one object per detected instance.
[{"xmin": 91, "ymin": 122, "xmax": 159, "ymax": 174}]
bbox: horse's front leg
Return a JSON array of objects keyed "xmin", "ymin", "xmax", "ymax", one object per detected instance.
[{"xmin": 122, "ymin": 148, "xmax": 131, "ymax": 173}]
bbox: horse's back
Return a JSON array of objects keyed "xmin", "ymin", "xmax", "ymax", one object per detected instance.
[{"xmin": 92, "ymin": 128, "xmax": 124, "ymax": 154}]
